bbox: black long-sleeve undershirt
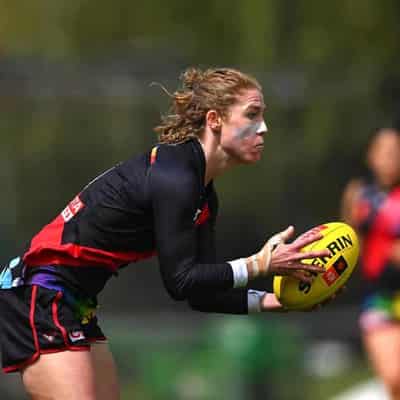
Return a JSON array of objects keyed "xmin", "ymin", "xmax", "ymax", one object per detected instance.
[
  {"xmin": 23, "ymin": 139, "xmax": 250, "ymax": 313},
  {"xmin": 149, "ymin": 143, "xmax": 249, "ymax": 313}
]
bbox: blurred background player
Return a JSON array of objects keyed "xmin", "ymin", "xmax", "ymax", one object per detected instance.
[{"xmin": 341, "ymin": 127, "xmax": 400, "ymax": 400}]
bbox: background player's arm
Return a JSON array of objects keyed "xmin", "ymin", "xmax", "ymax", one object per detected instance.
[
  {"xmin": 340, "ymin": 178, "xmax": 365, "ymax": 226},
  {"xmin": 389, "ymin": 241, "xmax": 400, "ymax": 266}
]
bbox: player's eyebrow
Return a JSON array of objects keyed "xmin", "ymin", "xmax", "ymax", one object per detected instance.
[{"xmin": 244, "ymin": 104, "xmax": 266, "ymax": 113}]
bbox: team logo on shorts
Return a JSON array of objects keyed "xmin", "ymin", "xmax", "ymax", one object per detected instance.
[
  {"xmin": 68, "ymin": 330, "xmax": 86, "ymax": 342},
  {"xmin": 42, "ymin": 333, "xmax": 56, "ymax": 343}
]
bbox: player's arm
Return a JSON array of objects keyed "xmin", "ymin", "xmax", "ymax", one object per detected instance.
[
  {"xmin": 386, "ymin": 217, "xmax": 400, "ymax": 266},
  {"xmin": 191, "ymin": 197, "xmax": 272, "ymax": 314},
  {"xmin": 187, "ymin": 288, "xmax": 272, "ymax": 314},
  {"xmin": 150, "ymin": 160, "xmax": 328, "ymax": 305},
  {"xmin": 150, "ymin": 163, "xmax": 236, "ymax": 301},
  {"xmin": 195, "ymin": 186, "xmax": 218, "ymax": 264}
]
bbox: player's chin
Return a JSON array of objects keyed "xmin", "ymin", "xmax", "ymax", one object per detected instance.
[
  {"xmin": 230, "ymin": 148, "xmax": 263, "ymax": 164},
  {"xmin": 242, "ymin": 151, "xmax": 263, "ymax": 164}
]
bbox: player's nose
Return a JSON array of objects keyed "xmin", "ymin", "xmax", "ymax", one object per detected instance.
[{"xmin": 256, "ymin": 120, "xmax": 268, "ymax": 136}]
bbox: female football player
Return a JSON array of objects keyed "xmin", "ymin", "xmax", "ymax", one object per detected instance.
[
  {"xmin": 342, "ymin": 127, "xmax": 400, "ymax": 400},
  {"xmin": 0, "ymin": 67, "xmax": 329, "ymax": 400}
]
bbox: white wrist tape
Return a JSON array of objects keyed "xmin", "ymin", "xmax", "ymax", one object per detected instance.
[
  {"xmin": 259, "ymin": 247, "xmax": 272, "ymax": 276},
  {"xmin": 251, "ymin": 254, "xmax": 259, "ymax": 276},
  {"xmin": 247, "ymin": 290, "xmax": 267, "ymax": 313},
  {"xmin": 257, "ymin": 231, "xmax": 283, "ymax": 276},
  {"xmin": 267, "ymin": 232, "xmax": 284, "ymax": 250},
  {"xmin": 228, "ymin": 258, "xmax": 248, "ymax": 288}
]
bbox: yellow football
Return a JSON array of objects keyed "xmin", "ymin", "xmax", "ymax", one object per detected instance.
[{"xmin": 273, "ymin": 222, "xmax": 359, "ymax": 310}]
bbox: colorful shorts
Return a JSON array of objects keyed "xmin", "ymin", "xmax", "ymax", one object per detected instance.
[
  {"xmin": 359, "ymin": 291, "xmax": 400, "ymax": 333},
  {"xmin": 0, "ymin": 284, "xmax": 106, "ymax": 373}
]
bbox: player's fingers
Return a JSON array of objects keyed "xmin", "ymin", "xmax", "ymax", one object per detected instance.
[
  {"xmin": 293, "ymin": 227, "xmax": 321, "ymax": 243},
  {"xmin": 291, "ymin": 271, "xmax": 313, "ymax": 283},
  {"xmin": 290, "ymin": 262, "xmax": 325, "ymax": 274},
  {"xmin": 319, "ymin": 290, "xmax": 342, "ymax": 308},
  {"xmin": 279, "ymin": 226, "xmax": 295, "ymax": 243},
  {"xmin": 292, "ymin": 231, "xmax": 324, "ymax": 249},
  {"xmin": 320, "ymin": 296, "xmax": 333, "ymax": 307},
  {"xmin": 335, "ymin": 285, "xmax": 347, "ymax": 296},
  {"xmin": 305, "ymin": 303, "xmax": 322, "ymax": 312},
  {"xmin": 295, "ymin": 249, "xmax": 331, "ymax": 261},
  {"xmin": 277, "ymin": 262, "xmax": 324, "ymax": 275}
]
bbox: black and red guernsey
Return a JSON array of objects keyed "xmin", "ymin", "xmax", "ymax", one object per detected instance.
[{"xmin": 22, "ymin": 139, "xmax": 249, "ymax": 313}]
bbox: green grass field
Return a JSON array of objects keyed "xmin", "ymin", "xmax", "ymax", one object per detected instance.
[{"xmin": 105, "ymin": 316, "xmax": 374, "ymax": 400}]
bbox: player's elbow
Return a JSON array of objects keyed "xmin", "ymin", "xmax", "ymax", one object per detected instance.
[
  {"xmin": 166, "ymin": 286, "xmax": 188, "ymax": 301},
  {"xmin": 164, "ymin": 270, "xmax": 195, "ymax": 301}
]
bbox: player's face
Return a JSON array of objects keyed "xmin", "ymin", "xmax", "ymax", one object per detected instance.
[
  {"xmin": 368, "ymin": 130, "xmax": 400, "ymax": 187},
  {"xmin": 220, "ymin": 88, "xmax": 267, "ymax": 164}
]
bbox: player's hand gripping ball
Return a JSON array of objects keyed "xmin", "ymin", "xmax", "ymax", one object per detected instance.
[{"xmin": 273, "ymin": 222, "xmax": 359, "ymax": 310}]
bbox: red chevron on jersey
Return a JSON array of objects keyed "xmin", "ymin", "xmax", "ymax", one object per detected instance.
[{"xmin": 23, "ymin": 214, "xmax": 156, "ymax": 271}]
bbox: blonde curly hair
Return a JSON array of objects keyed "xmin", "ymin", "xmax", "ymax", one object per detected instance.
[{"xmin": 154, "ymin": 67, "xmax": 262, "ymax": 144}]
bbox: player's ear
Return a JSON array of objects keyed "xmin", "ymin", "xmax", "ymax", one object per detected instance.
[{"xmin": 205, "ymin": 110, "xmax": 222, "ymax": 133}]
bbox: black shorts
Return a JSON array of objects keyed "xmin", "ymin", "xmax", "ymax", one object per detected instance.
[{"xmin": 0, "ymin": 285, "xmax": 106, "ymax": 373}]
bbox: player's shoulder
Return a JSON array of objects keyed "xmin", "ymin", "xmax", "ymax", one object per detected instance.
[
  {"xmin": 155, "ymin": 139, "xmax": 202, "ymax": 164},
  {"xmin": 151, "ymin": 140, "xmax": 204, "ymax": 179}
]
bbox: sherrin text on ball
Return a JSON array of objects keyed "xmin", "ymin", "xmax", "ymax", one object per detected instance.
[{"xmin": 273, "ymin": 222, "xmax": 359, "ymax": 310}]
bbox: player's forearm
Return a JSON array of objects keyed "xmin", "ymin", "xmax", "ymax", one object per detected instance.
[
  {"xmin": 187, "ymin": 289, "xmax": 271, "ymax": 314},
  {"xmin": 389, "ymin": 240, "xmax": 400, "ymax": 266},
  {"xmin": 161, "ymin": 260, "xmax": 235, "ymax": 301}
]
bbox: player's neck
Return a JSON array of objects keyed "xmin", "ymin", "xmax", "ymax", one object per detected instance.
[{"xmin": 197, "ymin": 134, "xmax": 236, "ymax": 185}]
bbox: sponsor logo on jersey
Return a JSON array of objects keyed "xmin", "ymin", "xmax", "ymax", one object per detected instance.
[
  {"xmin": 193, "ymin": 203, "xmax": 210, "ymax": 226},
  {"xmin": 193, "ymin": 208, "xmax": 202, "ymax": 222},
  {"xmin": 68, "ymin": 330, "xmax": 86, "ymax": 342},
  {"xmin": 61, "ymin": 195, "xmax": 85, "ymax": 222}
]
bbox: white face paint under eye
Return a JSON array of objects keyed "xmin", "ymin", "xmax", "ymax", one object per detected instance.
[{"xmin": 234, "ymin": 120, "xmax": 268, "ymax": 139}]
